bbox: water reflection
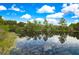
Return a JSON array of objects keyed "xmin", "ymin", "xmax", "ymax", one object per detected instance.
[
  {"xmin": 33, "ymin": 36, "xmax": 38, "ymax": 40},
  {"xmin": 43, "ymin": 35, "xmax": 48, "ymax": 41},
  {"xmin": 10, "ymin": 33, "xmax": 79, "ymax": 55},
  {"xmin": 69, "ymin": 32, "xmax": 79, "ymax": 39},
  {"xmin": 59, "ymin": 33, "xmax": 67, "ymax": 43}
]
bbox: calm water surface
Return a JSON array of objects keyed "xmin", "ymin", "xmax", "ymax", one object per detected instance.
[{"xmin": 10, "ymin": 34, "xmax": 79, "ymax": 55}]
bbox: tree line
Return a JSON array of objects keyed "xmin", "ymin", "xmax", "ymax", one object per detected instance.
[{"xmin": 0, "ymin": 16, "xmax": 79, "ymax": 37}]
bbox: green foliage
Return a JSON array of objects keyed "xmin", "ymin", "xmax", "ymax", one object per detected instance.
[
  {"xmin": 0, "ymin": 16, "xmax": 5, "ymax": 25},
  {"xmin": 4, "ymin": 20, "xmax": 17, "ymax": 25},
  {"xmin": 69, "ymin": 22, "xmax": 79, "ymax": 32},
  {"xmin": 17, "ymin": 22, "xmax": 25, "ymax": 27},
  {"xmin": 59, "ymin": 18, "xmax": 67, "ymax": 26},
  {"xmin": 0, "ymin": 25, "xmax": 9, "ymax": 31},
  {"xmin": 0, "ymin": 15, "xmax": 79, "ymax": 38}
]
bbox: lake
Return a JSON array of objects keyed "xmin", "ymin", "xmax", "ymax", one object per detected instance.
[{"xmin": 10, "ymin": 33, "xmax": 79, "ymax": 55}]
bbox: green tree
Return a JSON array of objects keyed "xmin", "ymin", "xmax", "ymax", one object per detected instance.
[
  {"xmin": 0, "ymin": 16, "xmax": 4, "ymax": 25},
  {"xmin": 59, "ymin": 18, "xmax": 68, "ymax": 32},
  {"xmin": 17, "ymin": 22, "xmax": 25, "ymax": 27},
  {"xmin": 43, "ymin": 19, "xmax": 48, "ymax": 25},
  {"xmin": 4, "ymin": 20, "xmax": 17, "ymax": 25},
  {"xmin": 69, "ymin": 22, "xmax": 79, "ymax": 32},
  {"xmin": 59, "ymin": 18, "xmax": 67, "ymax": 26}
]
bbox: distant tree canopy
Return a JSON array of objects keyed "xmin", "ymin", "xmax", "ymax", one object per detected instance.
[
  {"xmin": 59, "ymin": 18, "xmax": 67, "ymax": 26},
  {"xmin": 0, "ymin": 16, "xmax": 4, "ymax": 25},
  {"xmin": 69, "ymin": 22, "xmax": 79, "ymax": 32},
  {"xmin": 0, "ymin": 16, "xmax": 79, "ymax": 37},
  {"xmin": 4, "ymin": 20, "xmax": 17, "ymax": 25}
]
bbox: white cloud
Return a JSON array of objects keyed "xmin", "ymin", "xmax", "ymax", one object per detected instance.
[
  {"xmin": 2, "ymin": 16, "xmax": 6, "ymax": 20},
  {"xmin": 46, "ymin": 12, "xmax": 64, "ymax": 25},
  {"xmin": 28, "ymin": 19, "xmax": 34, "ymax": 22},
  {"xmin": 61, "ymin": 4, "xmax": 79, "ymax": 18},
  {"xmin": 46, "ymin": 18, "xmax": 59, "ymax": 25},
  {"xmin": 73, "ymin": 19, "xmax": 79, "ymax": 23},
  {"xmin": 62, "ymin": 4, "xmax": 68, "ymax": 8},
  {"xmin": 0, "ymin": 5, "xmax": 7, "ymax": 10},
  {"xmin": 61, "ymin": 4, "xmax": 79, "ymax": 14},
  {"xmin": 29, "ymin": 18, "xmax": 44, "ymax": 24},
  {"xmin": 28, "ymin": 17, "xmax": 59, "ymax": 25},
  {"xmin": 37, "ymin": 5, "xmax": 55, "ymax": 13},
  {"xmin": 74, "ymin": 10, "xmax": 79, "ymax": 17},
  {"xmin": 9, "ymin": 4, "xmax": 24, "ymax": 12},
  {"xmin": 21, "ymin": 14, "xmax": 32, "ymax": 19},
  {"xmin": 71, "ymin": 15, "xmax": 79, "ymax": 18},
  {"xmin": 46, "ymin": 12, "xmax": 66, "ymax": 25},
  {"xmin": 46, "ymin": 12, "xmax": 64, "ymax": 18},
  {"xmin": 35, "ymin": 18, "xmax": 44, "ymax": 22}
]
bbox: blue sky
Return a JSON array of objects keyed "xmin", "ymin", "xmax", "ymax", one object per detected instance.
[{"xmin": 0, "ymin": 3, "xmax": 79, "ymax": 25}]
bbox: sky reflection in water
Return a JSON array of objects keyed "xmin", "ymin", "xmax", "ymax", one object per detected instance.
[{"xmin": 10, "ymin": 35, "xmax": 79, "ymax": 55}]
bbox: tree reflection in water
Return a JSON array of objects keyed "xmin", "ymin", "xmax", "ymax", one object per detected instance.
[
  {"xmin": 27, "ymin": 37, "xmax": 31, "ymax": 40},
  {"xmin": 10, "ymin": 33, "xmax": 79, "ymax": 55},
  {"xmin": 75, "ymin": 33, "xmax": 79, "ymax": 39},
  {"xmin": 59, "ymin": 33, "xmax": 67, "ymax": 44},
  {"xmin": 69, "ymin": 32, "xmax": 79, "ymax": 40},
  {"xmin": 38, "ymin": 35, "xmax": 42, "ymax": 40},
  {"xmin": 43, "ymin": 35, "xmax": 48, "ymax": 41},
  {"xmin": 33, "ymin": 36, "xmax": 38, "ymax": 40}
]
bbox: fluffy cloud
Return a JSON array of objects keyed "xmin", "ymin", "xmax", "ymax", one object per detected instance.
[
  {"xmin": 62, "ymin": 4, "xmax": 68, "ymax": 8},
  {"xmin": 46, "ymin": 12, "xmax": 64, "ymax": 18},
  {"xmin": 29, "ymin": 18, "xmax": 44, "ymax": 24},
  {"xmin": 73, "ymin": 19, "xmax": 79, "ymax": 23},
  {"xmin": 37, "ymin": 5, "xmax": 55, "ymax": 13},
  {"xmin": 61, "ymin": 4, "xmax": 79, "ymax": 13},
  {"xmin": 35, "ymin": 18, "xmax": 44, "ymax": 22},
  {"xmin": 61, "ymin": 3, "xmax": 79, "ymax": 19},
  {"xmin": 46, "ymin": 18, "xmax": 59, "ymax": 25},
  {"xmin": 28, "ymin": 17, "xmax": 59, "ymax": 25},
  {"xmin": 9, "ymin": 4, "xmax": 24, "ymax": 12},
  {"xmin": 46, "ymin": 12, "xmax": 64, "ymax": 25},
  {"xmin": 0, "ymin": 5, "xmax": 7, "ymax": 10},
  {"xmin": 71, "ymin": 15, "xmax": 79, "ymax": 18},
  {"xmin": 21, "ymin": 14, "xmax": 32, "ymax": 19},
  {"xmin": 74, "ymin": 9, "xmax": 79, "ymax": 17}
]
